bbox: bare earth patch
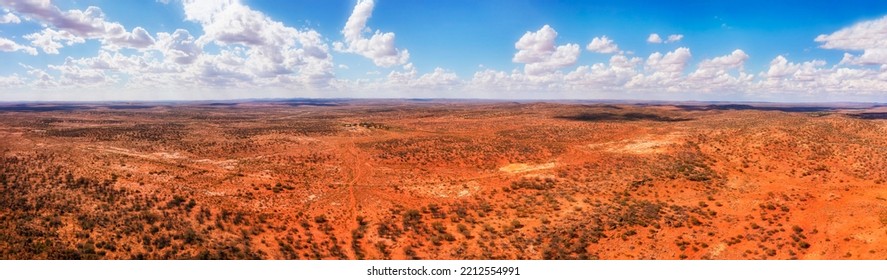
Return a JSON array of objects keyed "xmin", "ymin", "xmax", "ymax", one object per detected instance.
[
  {"xmin": 586, "ymin": 133, "xmax": 684, "ymax": 154},
  {"xmin": 499, "ymin": 162, "xmax": 557, "ymax": 173}
]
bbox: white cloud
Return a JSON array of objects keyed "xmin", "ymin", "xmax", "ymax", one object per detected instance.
[
  {"xmin": 192, "ymin": 49, "xmax": 253, "ymax": 87},
  {"xmin": 3, "ymin": 1, "xmax": 105, "ymax": 35},
  {"xmin": 585, "ymin": 36, "xmax": 619, "ymax": 54},
  {"xmin": 0, "ymin": 12, "xmax": 20, "ymax": 23},
  {"xmin": 645, "ymin": 47, "xmax": 692, "ymax": 73},
  {"xmin": 564, "ymin": 54, "xmax": 641, "ymax": 90},
  {"xmin": 648, "ymin": 33, "xmax": 683, "ymax": 44},
  {"xmin": 386, "ymin": 63, "xmax": 416, "ymax": 84},
  {"xmin": 647, "ymin": 33, "xmax": 662, "ymax": 43},
  {"xmin": 469, "ymin": 46, "xmax": 751, "ymax": 98},
  {"xmin": 153, "ymin": 29, "xmax": 202, "ymax": 65},
  {"xmin": 181, "ymin": 0, "xmax": 334, "ymax": 87},
  {"xmin": 468, "ymin": 69, "xmax": 563, "ymax": 96},
  {"xmin": 333, "ymin": 0, "xmax": 409, "ymax": 68},
  {"xmin": 23, "ymin": 28, "xmax": 84, "ymax": 54},
  {"xmin": 666, "ymin": 34, "xmax": 683, "ymax": 43},
  {"xmin": 2, "ymin": 2, "xmax": 887, "ymax": 101},
  {"xmin": 626, "ymin": 47, "xmax": 692, "ymax": 90},
  {"xmin": 413, "ymin": 67, "xmax": 461, "ymax": 89},
  {"xmin": 65, "ymin": 51, "xmax": 163, "ymax": 74},
  {"xmin": 764, "ymin": 55, "xmax": 800, "ymax": 79},
  {"xmin": 182, "ymin": 0, "xmax": 232, "ymax": 25},
  {"xmin": 686, "ymin": 49, "xmax": 752, "ymax": 92},
  {"xmin": 815, "ymin": 15, "xmax": 887, "ymax": 51},
  {"xmin": 0, "ymin": 36, "xmax": 37, "ymax": 55},
  {"xmin": 0, "ymin": 74, "xmax": 25, "ymax": 87},
  {"xmin": 849, "ymin": 50, "xmax": 887, "ymax": 66},
  {"xmin": 816, "ymin": 15, "xmax": 887, "ymax": 65},
  {"xmin": 754, "ymin": 55, "xmax": 887, "ymax": 95},
  {"xmin": 693, "ymin": 49, "xmax": 748, "ymax": 75},
  {"xmin": 383, "ymin": 64, "xmax": 460, "ymax": 90},
  {"xmin": 513, "ymin": 25, "xmax": 580, "ymax": 75},
  {"xmin": 330, "ymin": 63, "xmax": 461, "ymax": 98},
  {"xmin": 0, "ymin": 0, "xmax": 338, "ymax": 96},
  {"xmin": 47, "ymin": 57, "xmax": 116, "ymax": 87},
  {"xmin": 19, "ymin": 63, "xmax": 54, "ymax": 87},
  {"xmin": 101, "ymin": 25, "xmax": 155, "ymax": 50},
  {"xmin": 4, "ymin": 0, "xmax": 155, "ymax": 52}
]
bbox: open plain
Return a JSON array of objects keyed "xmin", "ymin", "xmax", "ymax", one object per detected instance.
[{"xmin": 1, "ymin": 100, "xmax": 886, "ymax": 259}]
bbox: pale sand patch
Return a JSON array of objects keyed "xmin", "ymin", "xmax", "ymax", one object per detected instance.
[
  {"xmin": 613, "ymin": 139, "xmax": 675, "ymax": 154},
  {"xmin": 194, "ymin": 158, "xmax": 238, "ymax": 169},
  {"xmin": 726, "ymin": 176, "xmax": 758, "ymax": 193},
  {"xmin": 587, "ymin": 133, "xmax": 685, "ymax": 154},
  {"xmin": 499, "ymin": 162, "xmax": 556, "ymax": 173},
  {"xmin": 297, "ymin": 194, "xmax": 319, "ymax": 204},
  {"xmin": 254, "ymin": 134, "xmax": 321, "ymax": 144},
  {"xmin": 205, "ymin": 191, "xmax": 226, "ymax": 196},
  {"xmin": 408, "ymin": 181, "xmax": 481, "ymax": 198},
  {"xmin": 153, "ymin": 151, "xmax": 185, "ymax": 159},
  {"xmin": 709, "ymin": 242, "xmax": 727, "ymax": 258},
  {"xmin": 851, "ymin": 231, "xmax": 879, "ymax": 244}
]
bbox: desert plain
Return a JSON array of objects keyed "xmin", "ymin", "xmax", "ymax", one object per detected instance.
[{"xmin": 1, "ymin": 100, "xmax": 886, "ymax": 259}]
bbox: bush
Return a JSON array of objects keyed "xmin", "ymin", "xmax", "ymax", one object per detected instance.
[
  {"xmin": 314, "ymin": 215, "xmax": 327, "ymax": 224},
  {"xmin": 798, "ymin": 241, "xmax": 811, "ymax": 249},
  {"xmin": 402, "ymin": 209, "xmax": 422, "ymax": 231}
]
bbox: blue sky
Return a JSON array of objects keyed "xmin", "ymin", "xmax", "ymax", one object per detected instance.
[{"xmin": 1, "ymin": 0, "xmax": 887, "ymax": 101}]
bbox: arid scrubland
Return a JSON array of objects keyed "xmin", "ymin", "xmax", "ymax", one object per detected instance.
[{"xmin": 1, "ymin": 100, "xmax": 885, "ymax": 259}]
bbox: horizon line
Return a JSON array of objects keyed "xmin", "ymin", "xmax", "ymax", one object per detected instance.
[{"xmin": 0, "ymin": 97, "xmax": 884, "ymax": 107}]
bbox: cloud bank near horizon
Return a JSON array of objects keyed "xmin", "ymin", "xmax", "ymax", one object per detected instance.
[{"xmin": 0, "ymin": 0, "xmax": 886, "ymax": 102}]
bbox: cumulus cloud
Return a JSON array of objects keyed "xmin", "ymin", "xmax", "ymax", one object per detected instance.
[
  {"xmin": 102, "ymin": 25, "xmax": 155, "ymax": 50},
  {"xmin": 585, "ymin": 36, "xmax": 620, "ymax": 54},
  {"xmin": 686, "ymin": 49, "xmax": 752, "ymax": 92},
  {"xmin": 564, "ymin": 54, "xmax": 641, "ymax": 90},
  {"xmin": 470, "ymin": 46, "xmax": 755, "ymax": 98},
  {"xmin": 0, "ymin": 12, "xmax": 20, "ymax": 23},
  {"xmin": 64, "ymin": 51, "xmax": 170, "ymax": 75},
  {"xmin": 384, "ymin": 64, "xmax": 461, "ymax": 90},
  {"xmin": 754, "ymin": 55, "xmax": 887, "ymax": 95},
  {"xmin": 815, "ymin": 15, "xmax": 887, "ymax": 65},
  {"xmin": 26, "ymin": 69, "xmax": 55, "ymax": 87},
  {"xmin": 690, "ymin": 49, "xmax": 748, "ymax": 80},
  {"xmin": 763, "ymin": 55, "xmax": 826, "ymax": 80},
  {"xmin": 181, "ymin": 0, "xmax": 334, "ymax": 87},
  {"xmin": 23, "ymin": 28, "xmax": 84, "ymax": 54},
  {"xmin": 645, "ymin": 47, "xmax": 692, "ymax": 73},
  {"xmin": 330, "ymin": 63, "xmax": 461, "ymax": 98},
  {"xmin": 815, "ymin": 15, "xmax": 887, "ymax": 51},
  {"xmin": 666, "ymin": 34, "xmax": 683, "ymax": 43},
  {"xmin": 513, "ymin": 25, "xmax": 580, "ymax": 75},
  {"xmin": 624, "ymin": 47, "xmax": 692, "ymax": 90},
  {"xmin": 468, "ymin": 69, "xmax": 564, "ymax": 96},
  {"xmin": 153, "ymin": 29, "xmax": 202, "ymax": 65},
  {"xmin": 414, "ymin": 67, "xmax": 461, "ymax": 89},
  {"xmin": 47, "ymin": 57, "xmax": 115, "ymax": 87},
  {"xmin": 764, "ymin": 56, "xmax": 796, "ymax": 79},
  {"xmin": 3, "ymin": 2, "xmax": 887, "ymax": 101},
  {"xmin": 333, "ymin": 0, "xmax": 409, "ymax": 68},
  {"xmin": 0, "ymin": 73, "xmax": 25, "ymax": 88},
  {"xmin": 647, "ymin": 33, "xmax": 683, "ymax": 44},
  {"xmin": 2, "ymin": 0, "xmax": 155, "ymax": 52},
  {"xmin": 647, "ymin": 33, "xmax": 662, "ymax": 43},
  {"xmin": 0, "ymin": 36, "xmax": 37, "ymax": 55},
  {"xmin": 0, "ymin": 0, "xmax": 338, "ymax": 94},
  {"xmin": 2, "ymin": 1, "xmax": 106, "ymax": 35}
]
